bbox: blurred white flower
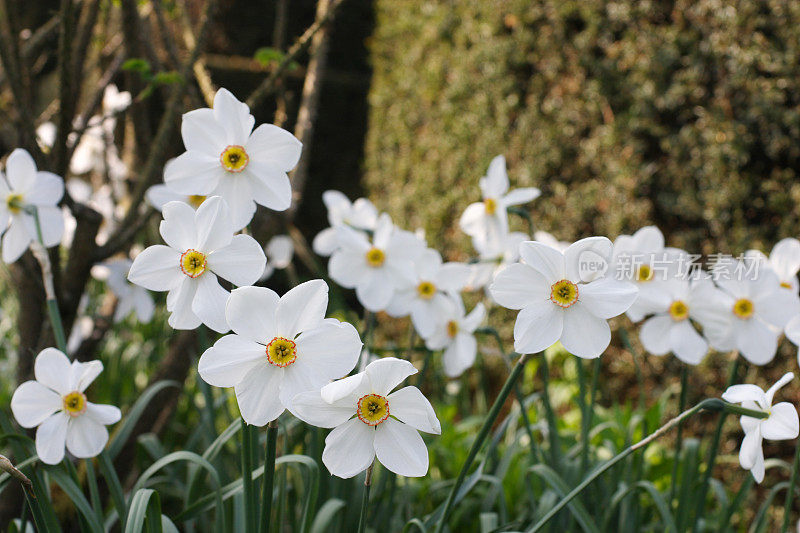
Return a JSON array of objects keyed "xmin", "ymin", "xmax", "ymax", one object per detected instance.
[
  {"xmin": 10, "ymin": 348, "xmax": 121, "ymax": 465},
  {"xmin": 425, "ymin": 300, "xmax": 486, "ymax": 377},
  {"xmin": 459, "ymin": 155, "xmax": 539, "ymax": 250},
  {"xmin": 490, "ymin": 237, "xmax": 638, "ymax": 358},
  {"xmin": 386, "ymin": 248, "xmax": 470, "ymax": 338},
  {"xmin": 785, "ymin": 315, "xmax": 800, "ymax": 366},
  {"xmin": 127, "ymin": 196, "xmax": 265, "ymax": 332},
  {"xmin": 722, "ymin": 372, "xmax": 799, "ymax": 483},
  {"xmin": 164, "ymin": 88, "xmax": 302, "ymax": 230},
  {"xmin": 292, "ymin": 357, "xmax": 440, "ymax": 478},
  {"xmin": 765, "ymin": 238, "xmax": 800, "ymax": 291},
  {"xmin": 358, "ymin": 348, "xmax": 379, "ymax": 372},
  {"xmin": 198, "ymin": 280, "xmax": 362, "ymax": 426},
  {"xmin": 465, "ymin": 231, "xmax": 528, "ymax": 292},
  {"xmin": 92, "ymin": 258, "xmax": 154, "ymax": 323},
  {"xmin": 101, "ymin": 84, "xmax": 131, "ymax": 113},
  {"xmin": 328, "ymin": 214, "xmax": 425, "ymax": 312},
  {"xmin": 312, "ymin": 190, "xmax": 378, "ymax": 256},
  {"xmin": 36, "ymin": 122, "xmax": 56, "ymax": 152},
  {"xmin": 62, "ymin": 179, "xmax": 119, "ymax": 247},
  {"xmin": 146, "ymin": 182, "xmax": 207, "ymax": 211},
  {"xmin": 261, "ymin": 235, "xmax": 294, "ymax": 280},
  {"xmin": 533, "ymin": 230, "xmax": 570, "ymax": 252},
  {"xmin": 0, "ymin": 148, "xmax": 64, "ymax": 263}
]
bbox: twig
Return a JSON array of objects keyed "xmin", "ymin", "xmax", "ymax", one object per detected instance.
[{"xmin": 0, "ymin": 455, "xmax": 34, "ymax": 497}]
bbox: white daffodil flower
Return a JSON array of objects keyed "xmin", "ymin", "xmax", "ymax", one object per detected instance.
[
  {"xmin": 425, "ymin": 300, "xmax": 486, "ymax": 378},
  {"xmin": 92, "ymin": 258, "xmax": 154, "ymax": 323},
  {"xmin": 261, "ymin": 235, "xmax": 294, "ymax": 281},
  {"xmin": 699, "ymin": 258, "xmax": 797, "ymax": 365},
  {"xmin": 722, "ymin": 372, "xmax": 799, "ymax": 483},
  {"xmin": 164, "ymin": 88, "xmax": 302, "ymax": 230},
  {"xmin": 785, "ymin": 315, "xmax": 800, "ymax": 366},
  {"xmin": 198, "ymin": 280, "xmax": 362, "ymax": 426},
  {"xmin": 0, "ymin": 148, "xmax": 64, "ymax": 263},
  {"xmin": 490, "ymin": 237, "xmax": 638, "ymax": 358},
  {"xmin": 465, "ymin": 231, "xmax": 528, "ymax": 292},
  {"xmin": 328, "ymin": 214, "xmax": 425, "ymax": 312},
  {"xmin": 459, "ymin": 155, "xmax": 540, "ymax": 250},
  {"xmin": 291, "ymin": 357, "xmax": 441, "ymax": 478},
  {"xmin": 10, "ymin": 348, "xmax": 121, "ymax": 465},
  {"xmin": 767, "ymin": 238, "xmax": 800, "ymax": 291},
  {"xmin": 386, "ymin": 248, "xmax": 470, "ymax": 338},
  {"xmin": 312, "ymin": 190, "xmax": 378, "ymax": 256},
  {"xmin": 146, "ymin": 182, "xmax": 208, "ymax": 212},
  {"xmin": 127, "ymin": 196, "xmax": 265, "ymax": 332}
]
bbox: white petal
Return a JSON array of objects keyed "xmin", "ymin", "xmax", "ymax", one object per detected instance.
[
  {"xmin": 166, "ymin": 278, "xmax": 201, "ymax": 329},
  {"xmin": 289, "ymin": 390, "xmax": 354, "ymax": 428},
  {"xmin": 191, "ymin": 274, "xmax": 231, "ymax": 333},
  {"xmin": 194, "ymin": 196, "xmax": 233, "ymax": 252},
  {"xmin": 181, "ymin": 108, "xmax": 227, "ymax": 154},
  {"xmin": 226, "ymin": 286, "xmax": 279, "ymax": 342},
  {"xmin": 209, "ymin": 175, "xmax": 256, "ymax": 231},
  {"xmin": 770, "ymin": 238, "xmax": 800, "ymax": 281},
  {"xmin": 85, "ymin": 403, "xmax": 121, "ymax": 425},
  {"xmin": 27, "ymin": 172, "xmax": 64, "ymax": 206},
  {"xmin": 365, "ymin": 357, "xmax": 417, "ymax": 396},
  {"xmin": 247, "ymin": 123, "xmax": 302, "ymax": 170},
  {"xmin": 2, "ymin": 218, "xmax": 32, "ymax": 263},
  {"xmin": 276, "ymin": 279, "xmax": 329, "ymax": 337},
  {"xmin": 513, "ymin": 301, "xmax": 563, "ymax": 355},
  {"xmin": 266, "ymin": 235, "xmax": 294, "ymax": 268},
  {"xmin": 631, "ymin": 226, "xmax": 665, "ymax": 253},
  {"xmin": 11, "ymin": 381, "xmax": 62, "ymax": 428},
  {"xmin": 461, "ymin": 303, "xmax": 486, "ymax": 332},
  {"xmin": 489, "ymin": 263, "xmax": 549, "ymax": 310},
  {"xmin": 279, "ymin": 359, "xmax": 325, "ymax": 407},
  {"xmin": 70, "ymin": 360, "xmax": 103, "ymax": 392},
  {"xmin": 234, "ymin": 364, "xmax": 284, "ymax": 426},
  {"xmin": 36, "ymin": 413, "xmax": 69, "ymax": 465},
  {"xmin": 160, "ymin": 201, "xmax": 198, "ymax": 251},
  {"xmin": 322, "ymin": 418, "xmax": 376, "ymax": 478},
  {"xmin": 66, "ymin": 416, "xmax": 109, "ymax": 458},
  {"xmin": 670, "ymin": 320, "xmax": 708, "ymax": 365},
  {"xmin": 212, "ymin": 88, "xmax": 254, "ymax": 145},
  {"xmin": 739, "ymin": 426, "xmax": 762, "ymax": 470},
  {"xmin": 560, "ymin": 304, "xmax": 611, "ymax": 359},
  {"xmin": 133, "ymin": 289, "xmax": 155, "ymax": 322},
  {"xmin": 564, "ymin": 237, "xmax": 613, "ymax": 282},
  {"xmin": 145, "ymin": 184, "xmax": 184, "ymax": 211},
  {"xmin": 760, "ymin": 403, "xmax": 799, "ymax": 440},
  {"xmin": 207, "ymin": 234, "xmax": 266, "ymax": 286},
  {"xmin": 458, "ymin": 202, "xmax": 489, "ymax": 238},
  {"xmin": 750, "ymin": 446, "xmax": 765, "ymax": 483},
  {"xmin": 785, "ymin": 315, "xmax": 800, "ymax": 346},
  {"xmin": 312, "ymin": 227, "xmax": 339, "ymax": 256},
  {"xmin": 442, "ymin": 334, "xmax": 476, "ymax": 378},
  {"xmin": 578, "ymin": 278, "xmax": 638, "ymax": 319},
  {"xmin": 328, "ymin": 248, "xmax": 370, "ymax": 288},
  {"xmin": 6, "ymin": 149, "xmax": 37, "ymax": 191},
  {"xmin": 387, "ymin": 386, "xmax": 440, "ymax": 434},
  {"xmin": 294, "ymin": 319, "xmax": 362, "ymax": 379},
  {"xmin": 482, "ymin": 155, "xmax": 509, "ymax": 197},
  {"xmin": 29, "ymin": 207, "xmax": 64, "ymax": 247},
  {"xmin": 198, "ymin": 335, "xmax": 266, "ymax": 387},
  {"xmin": 722, "ymin": 384, "xmax": 767, "ymax": 406},
  {"xmin": 34, "ymin": 348, "xmax": 72, "ymax": 395},
  {"xmin": 374, "ymin": 419, "xmax": 428, "ymax": 477},
  {"xmin": 519, "ymin": 241, "xmax": 565, "ymax": 281},
  {"xmin": 736, "ymin": 319, "xmax": 779, "ymax": 365},
  {"xmin": 163, "ymin": 151, "xmax": 223, "ymax": 195},
  {"xmin": 245, "ymin": 160, "xmax": 292, "ymax": 211},
  {"xmin": 502, "ymin": 187, "xmax": 540, "ymax": 206},
  {"xmin": 356, "ymin": 271, "xmax": 395, "ymax": 312},
  {"xmin": 127, "ymin": 245, "xmax": 183, "ymax": 291},
  {"xmin": 765, "ymin": 372, "xmax": 795, "ymax": 406},
  {"xmin": 639, "ymin": 315, "xmax": 673, "ymax": 356}
]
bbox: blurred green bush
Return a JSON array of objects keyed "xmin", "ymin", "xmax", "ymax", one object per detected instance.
[{"xmin": 363, "ymin": 0, "xmax": 800, "ymax": 256}]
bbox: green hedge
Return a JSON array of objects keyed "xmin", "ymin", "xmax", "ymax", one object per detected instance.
[{"xmin": 363, "ymin": 0, "xmax": 800, "ymax": 257}]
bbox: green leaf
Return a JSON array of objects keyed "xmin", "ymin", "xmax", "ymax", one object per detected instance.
[
  {"xmin": 107, "ymin": 381, "xmax": 180, "ymax": 460},
  {"xmin": 527, "ymin": 464, "xmax": 601, "ymax": 533},
  {"xmin": 48, "ymin": 467, "xmax": 104, "ymax": 533},
  {"xmin": 121, "ymin": 58, "xmax": 152, "ymax": 77},
  {"xmin": 125, "ymin": 489, "xmax": 163, "ymax": 533},
  {"xmin": 254, "ymin": 47, "xmax": 285, "ymax": 66},
  {"xmin": 309, "ymin": 498, "xmax": 347, "ymax": 533}
]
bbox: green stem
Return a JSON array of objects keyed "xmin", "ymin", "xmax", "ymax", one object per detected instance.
[
  {"xmin": 433, "ymin": 353, "xmax": 531, "ymax": 533},
  {"xmin": 357, "ymin": 462, "xmax": 375, "ymax": 533},
  {"xmin": 781, "ymin": 437, "xmax": 800, "ymax": 532},
  {"xmin": 526, "ymin": 398, "xmax": 765, "ymax": 533},
  {"xmin": 242, "ymin": 419, "xmax": 256, "ymax": 533},
  {"xmin": 669, "ymin": 365, "xmax": 689, "ymax": 506},
  {"xmin": 691, "ymin": 357, "xmax": 740, "ymax": 532},
  {"xmin": 30, "ymin": 207, "xmax": 67, "ymax": 352},
  {"xmin": 259, "ymin": 421, "xmax": 279, "ymax": 533}
]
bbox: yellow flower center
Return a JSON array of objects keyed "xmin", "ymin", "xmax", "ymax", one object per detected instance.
[
  {"xmin": 6, "ymin": 193, "xmax": 23, "ymax": 214},
  {"xmin": 668, "ymin": 300, "xmax": 689, "ymax": 321},
  {"xmin": 550, "ymin": 279, "xmax": 579, "ymax": 308},
  {"xmin": 781, "ymin": 281, "xmax": 792, "ymax": 289},
  {"xmin": 220, "ymin": 145, "xmax": 249, "ymax": 173},
  {"xmin": 733, "ymin": 298, "xmax": 754, "ymax": 319},
  {"xmin": 62, "ymin": 391, "xmax": 87, "ymax": 417},
  {"xmin": 188, "ymin": 195, "xmax": 207, "ymax": 208},
  {"xmin": 365, "ymin": 247, "xmax": 385, "ymax": 267},
  {"xmin": 446, "ymin": 320, "xmax": 459, "ymax": 338},
  {"xmin": 180, "ymin": 249, "xmax": 207, "ymax": 278},
  {"xmin": 356, "ymin": 393, "xmax": 390, "ymax": 426},
  {"xmin": 484, "ymin": 197, "xmax": 498, "ymax": 215},
  {"xmin": 266, "ymin": 337, "xmax": 297, "ymax": 367},
  {"xmin": 636, "ymin": 264, "xmax": 654, "ymax": 282},
  {"xmin": 417, "ymin": 281, "xmax": 436, "ymax": 300}
]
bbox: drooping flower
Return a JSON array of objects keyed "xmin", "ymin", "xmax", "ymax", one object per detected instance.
[
  {"xmin": 425, "ymin": 300, "xmax": 486, "ymax": 377},
  {"xmin": 261, "ymin": 235, "xmax": 294, "ymax": 281},
  {"xmin": 312, "ymin": 190, "xmax": 378, "ymax": 256},
  {"xmin": 0, "ymin": 148, "xmax": 64, "ymax": 263},
  {"xmin": 722, "ymin": 373, "xmax": 799, "ymax": 483},
  {"xmin": 459, "ymin": 155, "xmax": 540, "ymax": 250},
  {"xmin": 10, "ymin": 348, "xmax": 121, "ymax": 465},
  {"xmin": 164, "ymin": 88, "xmax": 302, "ymax": 230},
  {"xmin": 490, "ymin": 237, "xmax": 638, "ymax": 358},
  {"xmin": 386, "ymin": 248, "xmax": 470, "ymax": 338},
  {"xmin": 127, "ymin": 196, "xmax": 265, "ymax": 332},
  {"xmin": 328, "ymin": 214, "xmax": 425, "ymax": 312},
  {"xmin": 291, "ymin": 357, "xmax": 440, "ymax": 478},
  {"xmin": 92, "ymin": 257, "xmax": 154, "ymax": 323},
  {"xmin": 198, "ymin": 280, "xmax": 362, "ymax": 426}
]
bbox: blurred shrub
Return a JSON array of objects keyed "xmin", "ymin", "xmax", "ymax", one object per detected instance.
[{"xmin": 363, "ymin": 0, "xmax": 800, "ymax": 256}]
